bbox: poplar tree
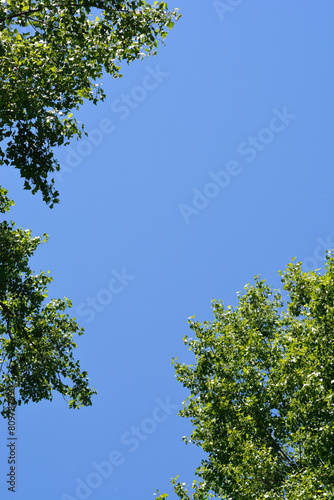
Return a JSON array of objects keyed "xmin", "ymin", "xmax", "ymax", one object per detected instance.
[
  {"xmin": 0, "ymin": 0, "xmax": 180, "ymax": 205},
  {"xmin": 157, "ymin": 256, "xmax": 334, "ymax": 499}
]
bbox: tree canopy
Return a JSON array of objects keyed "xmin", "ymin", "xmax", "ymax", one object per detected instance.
[
  {"xmin": 157, "ymin": 255, "xmax": 334, "ymax": 499},
  {"xmin": 0, "ymin": 0, "xmax": 180, "ymax": 206},
  {"xmin": 0, "ymin": 189, "xmax": 97, "ymax": 417}
]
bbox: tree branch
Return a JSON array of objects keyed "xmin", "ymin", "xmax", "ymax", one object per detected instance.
[
  {"xmin": 0, "ymin": 7, "xmax": 45, "ymax": 23},
  {"xmin": 250, "ymin": 412, "xmax": 297, "ymax": 468}
]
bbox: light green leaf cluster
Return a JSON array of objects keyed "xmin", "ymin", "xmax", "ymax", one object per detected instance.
[
  {"xmin": 158, "ymin": 256, "xmax": 334, "ymax": 499},
  {"xmin": 0, "ymin": 187, "xmax": 14, "ymax": 213}
]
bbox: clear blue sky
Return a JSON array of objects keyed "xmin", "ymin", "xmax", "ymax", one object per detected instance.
[{"xmin": 0, "ymin": 2, "xmax": 333, "ymax": 499}]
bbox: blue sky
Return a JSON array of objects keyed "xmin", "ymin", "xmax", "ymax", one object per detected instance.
[{"xmin": 0, "ymin": 1, "xmax": 333, "ymax": 499}]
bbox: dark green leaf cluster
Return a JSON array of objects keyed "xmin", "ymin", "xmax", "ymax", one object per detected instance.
[
  {"xmin": 0, "ymin": 190, "xmax": 96, "ymax": 417},
  {"xmin": 157, "ymin": 256, "xmax": 334, "ymax": 499},
  {"xmin": 0, "ymin": 0, "xmax": 180, "ymax": 206}
]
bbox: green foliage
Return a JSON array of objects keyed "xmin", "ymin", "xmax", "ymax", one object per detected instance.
[
  {"xmin": 157, "ymin": 256, "xmax": 334, "ymax": 499},
  {"xmin": 0, "ymin": 187, "xmax": 14, "ymax": 213},
  {"xmin": 0, "ymin": 0, "xmax": 180, "ymax": 206},
  {"xmin": 0, "ymin": 192, "xmax": 96, "ymax": 417}
]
